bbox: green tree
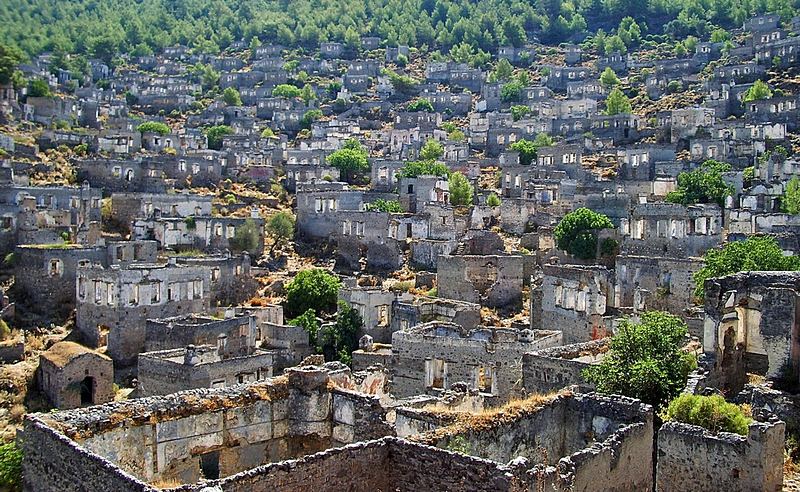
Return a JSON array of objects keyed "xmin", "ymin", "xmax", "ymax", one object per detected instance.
[
  {"xmin": 320, "ymin": 302, "xmax": 363, "ymax": 364},
  {"xmin": 0, "ymin": 44, "xmax": 24, "ymax": 87},
  {"xmin": 285, "ymin": 269, "xmax": 341, "ymax": 318},
  {"xmin": 229, "ymin": 219, "xmax": 262, "ymax": 253},
  {"xmin": 261, "ymin": 127, "xmax": 275, "ymax": 138},
  {"xmin": 743, "ymin": 80, "xmax": 772, "ymax": 102},
  {"xmin": 509, "ymin": 133, "xmax": 553, "ymax": 166},
  {"xmin": 419, "ymin": 138, "xmax": 444, "ymax": 161},
  {"xmin": 383, "ymin": 68, "xmax": 419, "ymax": 94},
  {"xmin": 200, "ymin": 65, "xmax": 220, "ymax": 90},
  {"xmin": 398, "ymin": 160, "xmax": 450, "ymax": 178},
  {"xmin": 490, "ymin": 58, "xmax": 514, "ymax": 82},
  {"xmin": 554, "ymin": 208, "xmax": 614, "ymax": 260},
  {"xmin": 486, "ymin": 193, "xmax": 501, "ymax": 207},
  {"xmin": 663, "ymin": 394, "xmax": 751, "ymax": 435},
  {"xmin": 222, "ymin": 87, "xmax": 242, "ymax": 106},
  {"xmin": 327, "ymin": 139, "xmax": 368, "ymax": 182},
  {"xmin": 266, "ymin": 211, "xmax": 295, "ymax": 253},
  {"xmin": 289, "ymin": 309, "xmax": 321, "ymax": 352},
  {"xmin": 137, "ymin": 121, "xmax": 170, "ymax": 135},
  {"xmin": 500, "ymin": 80, "xmax": 523, "ymax": 102},
  {"xmin": 300, "ymin": 109, "xmax": 323, "ymax": 129},
  {"xmin": 365, "ymin": 199, "xmax": 403, "ymax": 213},
  {"xmin": 693, "ymin": 236, "xmax": 800, "ymax": 298},
  {"xmin": 604, "ymin": 88, "xmax": 632, "ymax": 115},
  {"xmin": 27, "ymin": 78, "xmax": 51, "ymax": 97},
  {"xmin": 710, "ymin": 29, "xmax": 730, "ymax": 43},
  {"xmin": 301, "ymin": 84, "xmax": 316, "ymax": 104},
  {"xmin": 407, "ymin": 99, "xmax": 434, "ymax": 112},
  {"xmin": 584, "ymin": 311, "xmax": 697, "ymax": 410},
  {"xmin": 783, "ymin": 176, "xmax": 800, "ymax": 215},
  {"xmin": 205, "ymin": 125, "xmax": 233, "ymax": 150},
  {"xmin": 449, "ymin": 172, "xmax": 473, "ymax": 206},
  {"xmin": 599, "ymin": 67, "xmax": 620, "ymax": 88},
  {"xmin": 0, "ymin": 441, "xmax": 22, "ymax": 491},
  {"xmin": 510, "ymin": 105, "xmax": 530, "ymax": 121},
  {"xmin": 665, "ymin": 160, "xmax": 734, "ymax": 207},
  {"xmin": 272, "ymin": 84, "xmax": 302, "ymax": 98}
]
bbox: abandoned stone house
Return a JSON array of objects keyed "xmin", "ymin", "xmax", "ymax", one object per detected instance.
[
  {"xmin": 703, "ymin": 271, "xmax": 800, "ymax": 394},
  {"xmin": 387, "ymin": 321, "xmax": 562, "ymax": 401},
  {"xmin": 534, "ymin": 264, "xmax": 616, "ymax": 344},
  {"xmin": 133, "ymin": 213, "xmax": 266, "ymax": 257},
  {"xmin": 620, "ymin": 202, "xmax": 723, "ymax": 258},
  {"xmin": 522, "ymin": 338, "xmax": 608, "ymax": 394},
  {"xmin": 437, "ymin": 254, "xmax": 524, "ymax": 309},
  {"xmin": 614, "ymin": 254, "xmax": 703, "ymax": 319},
  {"xmin": 75, "ymin": 260, "xmax": 212, "ymax": 367},
  {"xmin": 338, "ymin": 285, "xmax": 409, "ymax": 344},
  {"xmin": 38, "ymin": 341, "xmax": 114, "ymax": 409},
  {"xmin": 137, "ymin": 344, "xmax": 277, "ymax": 397},
  {"xmin": 111, "ymin": 191, "xmax": 213, "ymax": 228}
]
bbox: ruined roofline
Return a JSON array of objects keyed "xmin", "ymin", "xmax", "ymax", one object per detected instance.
[
  {"xmin": 400, "ymin": 320, "xmax": 558, "ymax": 342},
  {"xmin": 29, "ymin": 375, "xmax": 291, "ymax": 440},
  {"xmin": 139, "ymin": 345, "xmax": 277, "ymax": 365},
  {"xmin": 147, "ymin": 311, "xmax": 252, "ymax": 326},
  {"xmin": 706, "ymin": 270, "xmax": 800, "ymax": 291},
  {"xmin": 525, "ymin": 337, "xmax": 611, "ymax": 361}
]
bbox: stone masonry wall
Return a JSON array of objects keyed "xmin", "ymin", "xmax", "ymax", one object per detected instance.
[{"xmin": 656, "ymin": 420, "xmax": 785, "ymax": 492}]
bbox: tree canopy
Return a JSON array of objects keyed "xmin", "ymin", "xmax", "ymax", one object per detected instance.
[
  {"xmin": 600, "ymin": 67, "xmax": 620, "ymax": 88},
  {"xmin": 229, "ymin": 219, "xmax": 262, "ymax": 253},
  {"xmin": 222, "ymin": 86, "xmax": 242, "ymax": 106},
  {"xmin": 604, "ymin": 87, "xmax": 632, "ymax": 115},
  {"xmin": 327, "ymin": 138, "xmax": 369, "ymax": 182},
  {"xmin": 284, "ymin": 268, "xmax": 341, "ymax": 319},
  {"xmin": 137, "ymin": 121, "xmax": 171, "ymax": 135},
  {"xmin": 419, "ymin": 138, "xmax": 444, "ymax": 161},
  {"xmin": 742, "ymin": 80, "xmax": 772, "ymax": 102},
  {"xmin": 509, "ymin": 133, "xmax": 554, "ymax": 166},
  {"xmin": 407, "ymin": 99, "xmax": 434, "ymax": 112},
  {"xmin": 554, "ymin": 208, "xmax": 614, "ymax": 260},
  {"xmin": 665, "ymin": 159, "xmax": 734, "ymax": 207},
  {"xmin": 365, "ymin": 199, "xmax": 403, "ymax": 213},
  {"xmin": 266, "ymin": 211, "xmax": 295, "ymax": 252},
  {"xmin": 398, "ymin": 160, "xmax": 450, "ymax": 178},
  {"xmin": 693, "ymin": 235, "xmax": 800, "ymax": 297},
  {"xmin": 205, "ymin": 125, "xmax": 233, "ymax": 150},
  {"xmin": 272, "ymin": 84, "xmax": 302, "ymax": 99},
  {"xmin": 448, "ymin": 172, "xmax": 473, "ymax": 206},
  {"xmin": 583, "ymin": 311, "xmax": 697, "ymax": 410},
  {"xmin": 782, "ymin": 176, "xmax": 800, "ymax": 215}
]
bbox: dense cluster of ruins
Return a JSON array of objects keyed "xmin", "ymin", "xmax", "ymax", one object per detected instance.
[{"xmin": 0, "ymin": 10, "xmax": 799, "ymax": 492}]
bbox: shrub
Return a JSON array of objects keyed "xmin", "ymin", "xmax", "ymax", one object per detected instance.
[
  {"xmin": 284, "ymin": 269, "xmax": 341, "ymax": 318},
  {"xmin": 486, "ymin": 193, "xmax": 501, "ymax": 207},
  {"xmin": 289, "ymin": 308, "xmax": 321, "ymax": 351},
  {"xmin": 407, "ymin": 99, "xmax": 434, "ymax": 112},
  {"xmin": 693, "ymin": 236, "xmax": 800, "ymax": 298},
  {"xmin": 365, "ymin": 199, "xmax": 403, "ymax": 213},
  {"xmin": 0, "ymin": 441, "xmax": 22, "ymax": 491},
  {"xmin": 583, "ymin": 311, "xmax": 697, "ymax": 410},
  {"xmin": 229, "ymin": 219, "xmax": 262, "ymax": 253},
  {"xmin": 184, "ymin": 216, "xmax": 196, "ymax": 230},
  {"xmin": 449, "ymin": 172, "xmax": 473, "ymax": 206},
  {"xmin": 666, "ymin": 160, "xmax": 734, "ymax": 208},
  {"xmin": 398, "ymin": 160, "xmax": 450, "ymax": 178},
  {"xmin": 419, "ymin": 139, "xmax": 444, "ymax": 161},
  {"xmin": 554, "ymin": 208, "xmax": 614, "ymax": 260},
  {"xmin": 137, "ymin": 121, "xmax": 170, "ymax": 135},
  {"xmin": 272, "ymin": 84, "xmax": 302, "ymax": 98},
  {"xmin": 663, "ymin": 394, "xmax": 751, "ymax": 435},
  {"xmin": 266, "ymin": 211, "xmax": 295, "ymax": 251}
]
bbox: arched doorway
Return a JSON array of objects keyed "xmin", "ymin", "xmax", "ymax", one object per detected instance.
[{"xmin": 80, "ymin": 376, "xmax": 94, "ymax": 406}]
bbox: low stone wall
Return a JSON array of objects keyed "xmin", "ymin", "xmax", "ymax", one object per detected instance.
[
  {"xmin": 522, "ymin": 338, "xmax": 609, "ymax": 394},
  {"xmin": 656, "ymin": 419, "xmax": 785, "ymax": 492},
  {"xmin": 0, "ymin": 340, "xmax": 24, "ymax": 363}
]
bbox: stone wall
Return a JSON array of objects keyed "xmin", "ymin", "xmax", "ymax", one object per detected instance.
[
  {"xmin": 390, "ymin": 322, "xmax": 562, "ymax": 401},
  {"xmin": 437, "ymin": 254, "xmax": 524, "ymax": 309},
  {"xmin": 522, "ymin": 338, "xmax": 609, "ymax": 394},
  {"xmin": 656, "ymin": 419, "xmax": 785, "ymax": 491}
]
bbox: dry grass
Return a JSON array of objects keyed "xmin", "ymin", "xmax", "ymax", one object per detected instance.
[
  {"xmin": 413, "ymin": 391, "xmax": 566, "ymax": 445},
  {"xmin": 151, "ymin": 477, "xmax": 183, "ymax": 489}
]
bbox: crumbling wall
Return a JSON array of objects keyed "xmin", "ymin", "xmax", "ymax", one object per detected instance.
[
  {"xmin": 522, "ymin": 338, "xmax": 608, "ymax": 394},
  {"xmin": 656, "ymin": 420, "xmax": 785, "ymax": 491},
  {"xmin": 437, "ymin": 255, "xmax": 524, "ymax": 309}
]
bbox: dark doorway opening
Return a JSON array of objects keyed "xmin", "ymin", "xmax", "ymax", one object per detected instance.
[
  {"xmin": 199, "ymin": 451, "xmax": 220, "ymax": 480},
  {"xmin": 80, "ymin": 377, "xmax": 94, "ymax": 406}
]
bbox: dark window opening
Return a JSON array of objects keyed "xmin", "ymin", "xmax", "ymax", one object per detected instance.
[
  {"xmin": 200, "ymin": 451, "xmax": 220, "ymax": 480},
  {"xmin": 80, "ymin": 376, "xmax": 94, "ymax": 406}
]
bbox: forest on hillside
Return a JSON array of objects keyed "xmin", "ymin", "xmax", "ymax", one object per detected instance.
[{"xmin": 1, "ymin": 0, "xmax": 799, "ymax": 61}]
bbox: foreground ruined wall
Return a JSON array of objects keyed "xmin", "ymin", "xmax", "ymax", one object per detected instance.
[
  {"xmin": 22, "ymin": 365, "xmax": 393, "ymax": 491},
  {"xmin": 656, "ymin": 419, "xmax": 785, "ymax": 492}
]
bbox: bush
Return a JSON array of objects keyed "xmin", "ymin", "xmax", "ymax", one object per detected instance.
[
  {"xmin": 266, "ymin": 211, "xmax": 295, "ymax": 251},
  {"xmin": 184, "ymin": 216, "xmax": 196, "ymax": 230},
  {"xmin": 663, "ymin": 394, "xmax": 751, "ymax": 435},
  {"xmin": 28, "ymin": 78, "xmax": 51, "ymax": 97},
  {"xmin": 554, "ymin": 208, "xmax": 614, "ymax": 260},
  {"xmin": 693, "ymin": 236, "xmax": 800, "ymax": 298},
  {"xmin": 137, "ymin": 121, "xmax": 171, "ymax": 135},
  {"xmin": 204, "ymin": 125, "xmax": 233, "ymax": 150},
  {"xmin": 583, "ymin": 311, "xmax": 697, "ymax": 410},
  {"xmin": 665, "ymin": 159, "xmax": 734, "ymax": 207},
  {"xmin": 419, "ymin": 138, "xmax": 444, "ymax": 161},
  {"xmin": 449, "ymin": 172, "xmax": 473, "ymax": 206},
  {"xmin": 272, "ymin": 84, "xmax": 302, "ymax": 98},
  {"xmin": 486, "ymin": 193, "xmax": 501, "ymax": 207},
  {"xmin": 284, "ymin": 269, "xmax": 341, "ymax": 318},
  {"xmin": 0, "ymin": 441, "xmax": 22, "ymax": 491},
  {"xmin": 229, "ymin": 219, "xmax": 262, "ymax": 253},
  {"xmin": 289, "ymin": 308, "xmax": 321, "ymax": 351},
  {"xmin": 398, "ymin": 160, "xmax": 450, "ymax": 178},
  {"xmin": 320, "ymin": 302, "xmax": 363, "ymax": 364},
  {"xmin": 407, "ymin": 99, "xmax": 434, "ymax": 112},
  {"xmin": 365, "ymin": 199, "xmax": 403, "ymax": 213}
]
